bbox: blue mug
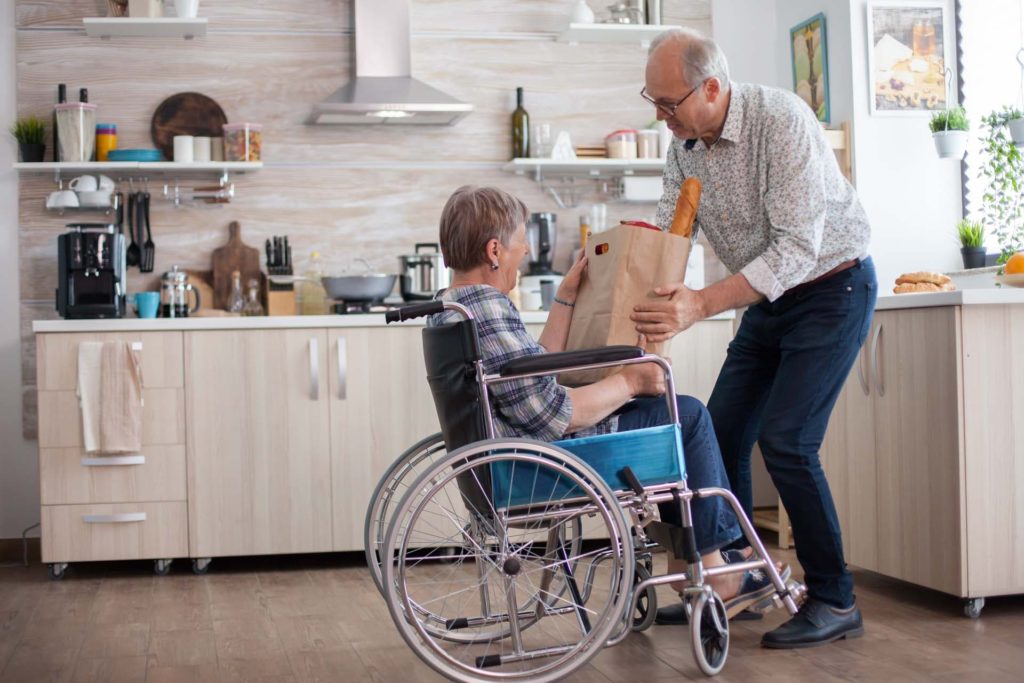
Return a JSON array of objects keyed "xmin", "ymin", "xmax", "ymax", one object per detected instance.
[{"xmin": 133, "ymin": 292, "xmax": 159, "ymax": 319}]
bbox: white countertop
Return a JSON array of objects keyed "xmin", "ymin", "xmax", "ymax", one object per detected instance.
[
  {"xmin": 875, "ymin": 287, "xmax": 1024, "ymax": 311},
  {"xmin": 33, "ymin": 309, "xmax": 735, "ymax": 333}
]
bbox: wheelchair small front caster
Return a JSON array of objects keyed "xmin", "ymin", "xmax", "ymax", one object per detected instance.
[
  {"xmin": 963, "ymin": 597, "xmax": 985, "ymax": 619},
  {"xmin": 154, "ymin": 559, "xmax": 173, "ymax": 576},
  {"xmin": 690, "ymin": 590, "xmax": 729, "ymax": 676},
  {"xmin": 47, "ymin": 563, "xmax": 68, "ymax": 581},
  {"xmin": 631, "ymin": 562, "xmax": 657, "ymax": 632},
  {"xmin": 191, "ymin": 558, "xmax": 211, "ymax": 575}
]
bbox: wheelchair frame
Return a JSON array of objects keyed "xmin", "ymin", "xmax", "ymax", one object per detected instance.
[{"xmin": 371, "ymin": 300, "xmax": 802, "ymax": 681}]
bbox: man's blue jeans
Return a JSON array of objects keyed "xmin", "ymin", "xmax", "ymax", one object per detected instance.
[{"xmin": 709, "ymin": 257, "xmax": 877, "ymax": 609}]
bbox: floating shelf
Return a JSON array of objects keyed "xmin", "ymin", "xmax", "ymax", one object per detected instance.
[
  {"xmin": 15, "ymin": 161, "xmax": 261, "ymax": 175},
  {"xmin": 557, "ymin": 23, "xmax": 682, "ymax": 45},
  {"xmin": 503, "ymin": 157, "xmax": 665, "ymax": 178},
  {"xmin": 83, "ymin": 17, "xmax": 208, "ymax": 40}
]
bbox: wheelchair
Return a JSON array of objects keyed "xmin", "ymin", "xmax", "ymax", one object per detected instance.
[{"xmin": 367, "ymin": 300, "xmax": 803, "ymax": 681}]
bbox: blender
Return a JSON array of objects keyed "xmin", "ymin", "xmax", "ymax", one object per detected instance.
[{"xmin": 520, "ymin": 212, "xmax": 564, "ymax": 310}]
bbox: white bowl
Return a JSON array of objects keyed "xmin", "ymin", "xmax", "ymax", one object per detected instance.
[
  {"xmin": 77, "ymin": 190, "xmax": 112, "ymax": 207},
  {"xmin": 995, "ymin": 273, "xmax": 1024, "ymax": 288}
]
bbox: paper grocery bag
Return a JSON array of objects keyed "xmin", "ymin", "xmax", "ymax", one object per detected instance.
[{"xmin": 562, "ymin": 222, "xmax": 691, "ymax": 385}]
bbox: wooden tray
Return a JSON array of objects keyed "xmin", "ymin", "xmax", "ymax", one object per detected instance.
[{"xmin": 150, "ymin": 92, "xmax": 227, "ymax": 161}]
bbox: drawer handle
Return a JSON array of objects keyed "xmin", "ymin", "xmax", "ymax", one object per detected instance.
[
  {"xmin": 309, "ymin": 337, "xmax": 320, "ymax": 400},
  {"xmin": 337, "ymin": 337, "xmax": 347, "ymax": 400},
  {"xmin": 81, "ymin": 455, "xmax": 145, "ymax": 467},
  {"xmin": 82, "ymin": 512, "xmax": 147, "ymax": 524},
  {"xmin": 870, "ymin": 323, "xmax": 885, "ymax": 397}
]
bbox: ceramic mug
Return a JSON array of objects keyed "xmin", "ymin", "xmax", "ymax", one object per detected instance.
[
  {"xmin": 46, "ymin": 189, "xmax": 80, "ymax": 209},
  {"xmin": 96, "ymin": 175, "xmax": 115, "ymax": 192},
  {"xmin": 68, "ymin": 175, "xmax": 98, "ymax": 192},
  {"xmin": 133, "ymin": 291, "xmax": 160, "ymax": 319},
  {"xmin": 173, "ymin": 135, "xmax": 194, "ymax": 162}
]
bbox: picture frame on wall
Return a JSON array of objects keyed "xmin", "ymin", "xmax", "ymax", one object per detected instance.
[
  {"xmin": 867, "ymin": 1, "xmax": 950, "ymax": 115},
  {"xmin": 790, "ymin": 13, "xmax": 830, "ymax": 123}
]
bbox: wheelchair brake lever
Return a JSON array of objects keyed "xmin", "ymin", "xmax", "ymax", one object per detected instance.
[{"xmin": 618, "ymin": 467, "xmax": 646, "ymax": 497}]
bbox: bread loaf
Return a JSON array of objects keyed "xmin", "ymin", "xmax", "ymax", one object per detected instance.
[
  {"xmin": 893, "ymin": 281, "xmax": 956, "ymax": 294},
  {"xmin": 895, "ymin": 271, "xmax": 951, "ymax": 286},
  {"xmin": 669, "ymin": 177, "xmax": 702, "ymax": 237}
]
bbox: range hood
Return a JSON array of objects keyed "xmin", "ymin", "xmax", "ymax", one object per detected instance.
[{"xmin": 309, "ymin": 0, "xmax": 473, "ymax": 125}]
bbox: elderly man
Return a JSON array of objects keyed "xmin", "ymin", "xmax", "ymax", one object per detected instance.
[{"xmin": 631, "ymin": 29, "xmax": 876, "ymax": 649}]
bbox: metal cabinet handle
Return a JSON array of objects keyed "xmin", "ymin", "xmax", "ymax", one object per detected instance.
[
  {"xmin": 856, "ymin": 345, "xmax": 871, "ymax": 395},
  {"xmin": 337, "ymin": 337, "xmax": 347, "ymax": 400},
  {"xmin": 309, "ymin": 337, "xmax": 320, "ymax": 400},
  {"xmin": 82, "ymin": 512, "xmax": 147, "ymax": 523},
  {"xmin": 870, "ymin": 323, "xmax": 885, "ymax": 397},
  {"xmin": 81, "ymin": 455, "xmax": 145, "ymax": 467}
]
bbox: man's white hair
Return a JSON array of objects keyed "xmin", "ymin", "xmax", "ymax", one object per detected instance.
[{"xmin": 649, "ymin": 28, "xmax": 731, "ymax": 89}]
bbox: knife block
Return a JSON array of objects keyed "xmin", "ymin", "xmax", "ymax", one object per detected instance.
[{"xmin": 261, "ymin": 274, "xmax": 297, "ymax": 317}]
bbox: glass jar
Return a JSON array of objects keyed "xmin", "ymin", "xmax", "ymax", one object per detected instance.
[
  {"xmin": 605, "ymin": 129, "xmax": 638, "ymax": 159},
  {"xmin": 223, "ymin": 122, "xmax": 263, "ymax": 161},
  {"xmin": 241, "ymin": 279, "xmax": 264, "ymax": 316},
  {"xmin": 227, "ymin": 270, "xmax": 244, "ymax": 313},
  {"xmin": 636, "ymin": 129, "xmax": 659, "ymax": 159}
]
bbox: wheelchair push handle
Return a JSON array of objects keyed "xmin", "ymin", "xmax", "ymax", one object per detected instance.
[{"xmin": 384, "ymin": 300, "xmax": 473, "ymax": 324}]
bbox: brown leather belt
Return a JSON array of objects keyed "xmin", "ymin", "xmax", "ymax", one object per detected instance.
[{"xmin": 785, "ymin": 258, "xmax": 860, "ymax": 296}]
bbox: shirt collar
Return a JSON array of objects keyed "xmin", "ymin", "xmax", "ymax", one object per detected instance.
[{"xmin": 684, "ymin": 81, "xmax": 743, "ymax": 150}]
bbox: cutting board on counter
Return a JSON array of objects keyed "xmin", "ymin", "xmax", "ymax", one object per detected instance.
[{"xmin": 211, "ymin": 221, "xmax": 260, "ymax": 310}]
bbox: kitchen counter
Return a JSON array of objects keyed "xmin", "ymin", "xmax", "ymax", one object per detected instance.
[
  {"xmin": 876, "ymin": 287, "xmax": 1024, "ymax": 311},
  {"xmin": 33, "ymin": 309, "xmax": 736, "ymax": 333}
]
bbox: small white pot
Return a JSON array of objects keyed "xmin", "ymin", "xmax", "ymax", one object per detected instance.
[
  {"xmin": 1007, "ymin": 117, "xmax": 1024, "ymax": 146},
  {"xmin": 933, "ymin": 130, "xmax": 968, "ymax": 159}
]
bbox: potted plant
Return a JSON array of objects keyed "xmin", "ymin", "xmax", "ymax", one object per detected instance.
[
  {"xmin": 9, "ymin": 115, "xmax": 46, "ymax": 163},
  {"xmin": 980, "ymin": 109, "xmax": 1024, "ymax": 262},
  {"xmin": 930, "ymin": 106, "xmax": 969, "ymax": 159},
  {"xmin": 1005, "ymin": 107, "xmax": 1024, "ymax": 146},
  {"xmin": 956, "ymin": 219, "xmax": 986, "ymax": 269}
]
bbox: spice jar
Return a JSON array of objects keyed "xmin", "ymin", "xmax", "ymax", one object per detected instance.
[
  {"xmin": 95, "ymin": 123, "xmax": 117, "ymax": 162},
  {"xmin": 223, "ymin": 122, "xmax": 262, "ymax": 161},
  {"xmin": 605, "ymin": 129, "xmax": 638, "ymax": 159},
  {"xmin": 636, "ymin": 129, "xmax": 659, "ymax": 159}
]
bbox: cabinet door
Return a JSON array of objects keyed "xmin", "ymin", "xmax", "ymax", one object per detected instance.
[
  {"xmin": 329, "ymin": 327, "xmax": 440, "ymax": 551},
  {"xmin": 871, "ymin": 308, "xmax": 964, "ymax": 595},
  {"xmin": 665, "ymin": 320, "xmax": 732, "ymax": 403},
  {"xmin": 185, "ymin": 329, "xmax": 332, "ymax": 557}
]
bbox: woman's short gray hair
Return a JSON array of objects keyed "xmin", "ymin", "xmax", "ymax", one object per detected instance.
[
  {"xmin": 649, "ymin": 28, "xmax": 730, "ymax": 88},
  {"xmin": 439, "ymin": 186, "xmax": 528, "ymax": 271}
]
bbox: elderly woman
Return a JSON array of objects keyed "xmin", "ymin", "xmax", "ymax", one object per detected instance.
[{"xmin": 429, "ymin": 185, "xmax": 788, "ymax": 622}]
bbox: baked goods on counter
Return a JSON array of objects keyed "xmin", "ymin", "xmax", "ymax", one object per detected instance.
[{"xmin": 893, "ymin": 271, "xmax": 956, "ymax": 294}]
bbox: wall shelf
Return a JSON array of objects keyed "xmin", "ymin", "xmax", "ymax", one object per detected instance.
[
  {"xmin": 503, "ymin": 157, "xmax": 665, "ymax": 179},
  {"xmin": 557, "ymin": 23, "xmax": 681, "ymax": 46},
  {"xmin": 83, "ymin": 17, "xmax": 208, "ymax": 40},
  {"xmin": 15, "ymin": 161, "xmax": 261, "ymax": 187}
]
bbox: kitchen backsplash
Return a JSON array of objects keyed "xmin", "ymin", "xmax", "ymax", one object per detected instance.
[{"xmin": 15, "ymin": 0, "xmax": 716, "ymax": 438}]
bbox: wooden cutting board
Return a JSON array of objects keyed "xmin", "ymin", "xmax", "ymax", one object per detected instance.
[
  {"xmin": 150, "ymin": 92, "xmax": 228, "ymax": 161},
  {"xmin": 211, "ymin": 221, "xmax": 261, "ymax": 310}
]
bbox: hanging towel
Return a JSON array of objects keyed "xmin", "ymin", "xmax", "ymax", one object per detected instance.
[{"xmin": 77, "ymin": 341, "xmax": 144, "ymax": 454}]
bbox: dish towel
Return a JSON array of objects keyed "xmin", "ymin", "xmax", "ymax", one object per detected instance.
[{"xmin": 77, "ymin": 341, "xmax": 144, "ymax": 454}]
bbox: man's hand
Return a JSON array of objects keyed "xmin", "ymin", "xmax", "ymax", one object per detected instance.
[{"xmin": 630, "ymin": 283, "xmax": 707, "ymax": 342}]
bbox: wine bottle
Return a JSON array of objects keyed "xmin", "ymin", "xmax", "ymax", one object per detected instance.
[
  {"xmin": 512, "ymin": 87, "xmax": 530, "ymax": 159},
  {"xmin": 53, "ymin": 83, "xmax": 66, "ymax": 162}
]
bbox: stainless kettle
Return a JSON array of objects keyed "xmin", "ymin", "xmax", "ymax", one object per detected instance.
[{"xmin": 399, "ymin": 243, "xmax": 451, "ymax": 301}]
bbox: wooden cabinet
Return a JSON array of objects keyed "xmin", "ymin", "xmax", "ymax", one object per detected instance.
[
  {"xmin": 184, "ymin": 329, "xmax": 333, "ymax": 558},
  {"xmin": 820, "ymin": 304, "xmax": 1024, "ymax": 603}
]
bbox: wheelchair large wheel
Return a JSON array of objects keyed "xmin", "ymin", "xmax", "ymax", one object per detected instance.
[
  {"xmin": 690, "ymin": 589, "xmax": 729, "ymax": 676},
  {"xmin": 382, "ymin": 439, "xmax": 635, "ymax": 682}
]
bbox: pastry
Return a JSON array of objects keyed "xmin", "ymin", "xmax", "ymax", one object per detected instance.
[
  {"xmin": 895, "ymin": 271, "xmax": 951, "ymax": 286},
  {"xmin": 893, "ymin": 282, "xmax": 947, "ymax": 294}
]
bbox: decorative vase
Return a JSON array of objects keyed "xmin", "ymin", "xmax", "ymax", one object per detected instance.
[
  {"xmin": 18, "ymin": 142, "xmax": 45, "ymax": 162},
  {"xmin": 933, "ymin": 130, "xmax": 968, "ymax": 159},
  {"xmin": 1008, "ymin": 117, "xmax": 1024, "ymax": 147},
  {"xmin": 960, "ymin": 246, "xmax": 987, "ymax": 269}
]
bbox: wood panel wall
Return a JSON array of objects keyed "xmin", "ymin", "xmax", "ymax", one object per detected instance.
[{"xmin": 15, "ymin": 0, "xmax": 714, "ymax": 437}]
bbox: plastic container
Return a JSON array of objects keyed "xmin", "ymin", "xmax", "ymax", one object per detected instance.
[
  {"xmin": 55, "ymin": 102, "xmax": 97, "ymax": 162},
  {"xmin": 95, "ymin": 123, "xmax": 117, "ymax": 162},
  {"xmin": 223, "ymin": 122, "xmax": 263, "ymax": 161},
  {"xmin": 636, "ymin": 129, "xmax": 659, "ymax": 159},
  {"xmin": 605, "ymin": 129, "xmax": 637, "ymax": 159},
  {"xmin": 298, "ymin": 251, "xmax": 328, "ymax": 315}
]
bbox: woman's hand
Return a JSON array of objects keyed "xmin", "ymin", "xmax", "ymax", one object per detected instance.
[{"xmin": 557, "ymin": 253, "xmax": 588, "ymax": 302}]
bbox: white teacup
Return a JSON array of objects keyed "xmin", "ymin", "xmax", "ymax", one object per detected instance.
[
  {"xmin": 96, "ymin": 175, "xmax": 115, "ymax": 192},
  {"xmin": 77, "ymin": 190, "xmax": 112, "ymax": 208},
  {"xmin": 46, "ymin": 189, "xmax": 80, "ymax": 209},
  {"xmin": 68, "ymin": 175, "xmax": 98, "ymax": 192}
]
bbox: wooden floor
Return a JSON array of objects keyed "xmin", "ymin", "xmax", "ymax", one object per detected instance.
[{"xmin": 2, "ymin": 546, "xmax": 1023, "ymax": 682}]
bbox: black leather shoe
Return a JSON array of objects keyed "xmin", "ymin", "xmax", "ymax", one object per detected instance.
[
  {"xmin": 654, "ymin": 599, "xmax": 764, "ymax": 625},
  {"xmin": 761, "ymin": 599, "xmax": 864, "ymax": 649}
]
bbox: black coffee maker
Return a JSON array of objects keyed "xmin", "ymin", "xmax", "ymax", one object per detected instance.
[
  {"xmin": 526, "ymin": 212, "xmax": 557, "ymax": 275},
  {"xmin": 56, "ymin": 223, "xmax": 126, "ymax": 319}
]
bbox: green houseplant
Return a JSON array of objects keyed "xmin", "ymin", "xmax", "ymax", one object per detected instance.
[
  {"xmin": 955, "ymin": 218, "xmax": 986, "ymax": 269},
  {"xmin": 9, "ymin": 115, "xmax": 46, "ymax": 162},
  {"xmin": 980, "ymin": 107, "xmax": 1024, "ymax": 262},
  {"xmin": 930, "ymin": 106, "xmax": 969, "ymax": 159}
]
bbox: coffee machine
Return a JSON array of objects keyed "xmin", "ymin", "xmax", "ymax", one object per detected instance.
[
  {"xmin": 56, "ymin": 223, "xmax": 126, "ymax": 319},
  {"xmin": 520, "ymin": 212, "xmax": 563, "ymax": 310}
]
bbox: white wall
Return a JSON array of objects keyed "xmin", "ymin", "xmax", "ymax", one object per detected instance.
[
  {"xmin": 1, "ymin": 0, "xmax": 40, "ymax": 541},
  {"xmin": 711, "ymin": 0, "xmax": 778, "ymax": 85}
]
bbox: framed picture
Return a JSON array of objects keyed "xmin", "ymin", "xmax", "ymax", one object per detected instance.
[
  {"xmin": 867, "ymin": 1, "xmax": 950, "ymax": 114},
  {"xmin": 790, "ymin": 13, "xmax": 830, "ymax": 123}
]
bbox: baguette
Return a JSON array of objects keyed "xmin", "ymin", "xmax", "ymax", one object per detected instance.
[{"xmin": 669, "ymin": 177, "xmax": 702, "ymax": 237}]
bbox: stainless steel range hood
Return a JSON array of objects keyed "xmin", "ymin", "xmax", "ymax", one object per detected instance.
[{"xmin": 309, "ymin": 0, "xmax": 473, "ymax": 125}]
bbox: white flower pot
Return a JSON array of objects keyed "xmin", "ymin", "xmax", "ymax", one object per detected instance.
[
  {"xmin": 933, "ymin": 130, "xmax": 968, "ymax": 159},
  {"xmin": 1008, "ymin": 117, "xmax": 1024, "ymax": 146}
]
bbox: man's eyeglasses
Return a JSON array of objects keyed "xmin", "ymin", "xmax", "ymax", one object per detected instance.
[{"xmin": 640, "ymin": 83, "xmax": 701, "ymax": 118}]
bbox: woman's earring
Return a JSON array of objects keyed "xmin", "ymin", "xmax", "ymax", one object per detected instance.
[{"xmin": 490, "ymin": 261, "xmax": 500, "ymax": 271}]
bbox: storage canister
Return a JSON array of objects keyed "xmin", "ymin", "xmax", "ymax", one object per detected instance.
[
  {"xmin": 55, "ymin": 102, "xmax": 97, "ymax": 163},
  {"xmin": 636, "ymin": 129, "xmax": 659, "ymax": 159},
  {"xmin": 223, "ymin": 122, "xmax": 263, "ymax": 161},
  {"xmin": 95, "ymin": 123, "xmax": 117, "ymax": 162},
  {"xmin": 605, "ymin": 129, "xmax": 638, "ymax": 159}
]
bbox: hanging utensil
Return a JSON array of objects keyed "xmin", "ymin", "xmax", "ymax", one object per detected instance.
[
  {"xmin": 142, "ymin": 186, "xmax": 155, "ymax": 273},
  {"xmin": 125, "ymin": 191, "xmax": 141, "ymax": 267}
]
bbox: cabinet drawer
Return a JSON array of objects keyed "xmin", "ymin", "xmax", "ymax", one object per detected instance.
[
  {"xmin": 37, "ymin": 388, "xmax": 184, "ymax": 449},
  {"xmin": 36, "ymin": 332, "xmax": 184, "ymax": 390},
  {"xmin": 41, "ymin": 501, "xmax": 188, "ymax": 563},
  {"xmin": 40, "ymin": 445, "xmax": 186, "ymax": 505}
]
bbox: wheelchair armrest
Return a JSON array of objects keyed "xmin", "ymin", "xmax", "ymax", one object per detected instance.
[{"xmin": 499, "ymin": 346, "xmax": 643, "ymax": 377}]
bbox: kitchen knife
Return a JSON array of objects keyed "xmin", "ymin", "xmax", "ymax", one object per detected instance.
[{"xmin": 266, "ymin": 239, "xmax": 273, "ymax": 270}]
